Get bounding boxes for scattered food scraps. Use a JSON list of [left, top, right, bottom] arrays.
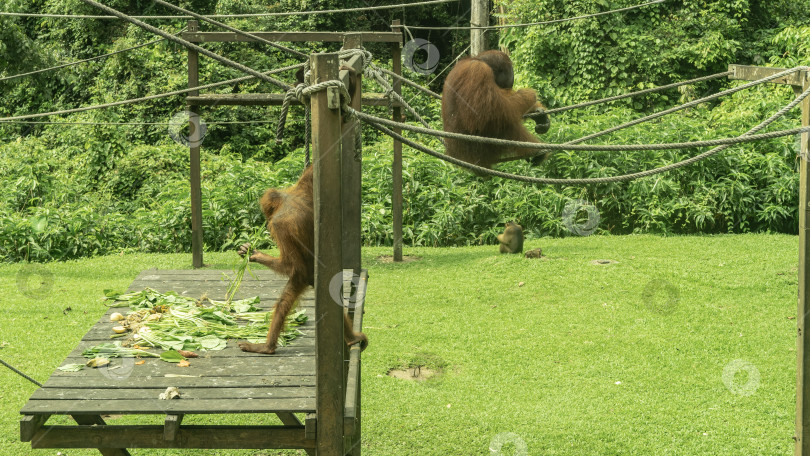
[[159, 386, 181, 400]]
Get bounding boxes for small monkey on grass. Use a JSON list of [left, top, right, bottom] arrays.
[[497, 221, 524, 254]]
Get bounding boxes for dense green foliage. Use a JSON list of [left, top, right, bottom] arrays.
[[503, 0, 810, 108], [0, 1, 809, 261], [0, 82, 800, 261]]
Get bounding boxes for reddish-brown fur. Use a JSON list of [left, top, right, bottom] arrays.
[[238, 166, 368, 354], [442, 50, 548, 171]]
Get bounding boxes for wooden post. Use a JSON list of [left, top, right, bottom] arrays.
[[471, 0, 488, 56], [391, 20, 404, 262], [311, 52, 345, 456], [340, 34, 363, 456], [797, 71, 810, 456], [187, 20, 204, 269], [341, 34, 363, 274]]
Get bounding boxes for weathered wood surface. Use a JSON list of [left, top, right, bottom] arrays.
[[20, 269, 318, 418], [182, 31, 401, 43], [30, 425, 314, 450], [391, 20, 404, 263], [311, 52, 347, 456], [728, 64, 807, 87], [344, 270, 368, 437], [187, 93, 400, 107], [796, 73, 810, 456], [187, 20, 204, 269]]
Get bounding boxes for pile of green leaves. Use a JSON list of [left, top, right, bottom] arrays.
[[102, 288, 307, 352]]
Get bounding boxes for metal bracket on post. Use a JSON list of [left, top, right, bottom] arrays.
[[327, 87, 340, 110]]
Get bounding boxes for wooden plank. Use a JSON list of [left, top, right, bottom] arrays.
[[164, 414, 183, 441], [21, 398, 314, 415], [797, 73, 810, 456], [276, 413, 316, 456], [30, 387, 315, 401], [341, 34, 363, 274], [67, 338, 315, 354], [344, 270, 367, 436], [53, 354, 314, 378], [341, 35, 364, 452], [129, 268, 291, 281], [181, 31, 401, 43], [31, 425, 313, 450], [391, 20, 404, 262], [185, 93, 400, 107], [305, 413, 317, 440], [20, 414, 49, 442], [729, 64, 806, 86], [44, 375, 315, 389], [311, 52, 346, 456], [187, 20, 204, 269]]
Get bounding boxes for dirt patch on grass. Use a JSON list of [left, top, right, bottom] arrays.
[[590, 259, 618, 265], [376, 255, 422, 263], [387, 366, 441, 381], [387, 352, 446, 381]]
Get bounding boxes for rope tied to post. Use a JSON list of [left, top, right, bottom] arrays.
[[277, 49, 371, 163]]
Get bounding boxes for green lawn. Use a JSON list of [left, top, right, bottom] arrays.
[[0, 234, 799, 455]]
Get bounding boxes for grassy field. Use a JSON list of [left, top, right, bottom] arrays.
[[0, 234, 799, 455]]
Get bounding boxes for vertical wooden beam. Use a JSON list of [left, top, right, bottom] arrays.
[[341, 34, 363, 274], [471, 0, 488, 55], [797, 72, 810, 456], [340, 33, 364, 456], [391, 20, 404, 262], [311, 52, 345, 456], [187, 20, 204, 269]]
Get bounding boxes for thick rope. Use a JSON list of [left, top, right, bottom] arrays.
[[379, 67, 442, 100], [277, 49, 370, 150], [563, 67, 806, 145], [304, 105, 311, 166], [361, 83, 810, 185], [78, 0, 291, 91], [349, 109, 810, 152], [276, 89, 298, 143], [542, 71, 734, 115], [0, 0, 454, 19], [152, 0, 307, 59], [0, 62, 305, 122], [0, 358, 43, 387], [366, 65, 431, 128]]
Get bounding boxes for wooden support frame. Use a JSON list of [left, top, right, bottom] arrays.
[[797, 68, 810, 456], [22, 33, 373, 456], [311, 52, 347, 456], [187, 20, 203, 269], [29, 425, 313, 449], [470, 0, 488, 55], [727, 64, 810, 456], [184, 24, 404, 271], [391, 20, 404, 262]]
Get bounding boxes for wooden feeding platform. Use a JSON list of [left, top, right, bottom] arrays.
[[19, 268, 367, 453]]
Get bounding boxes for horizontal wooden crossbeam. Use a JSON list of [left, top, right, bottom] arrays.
[[187, 93, 400, 107], [182, 31, 401, 43], [728, 64, 808, 87], [30, 424, 314, 449]]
